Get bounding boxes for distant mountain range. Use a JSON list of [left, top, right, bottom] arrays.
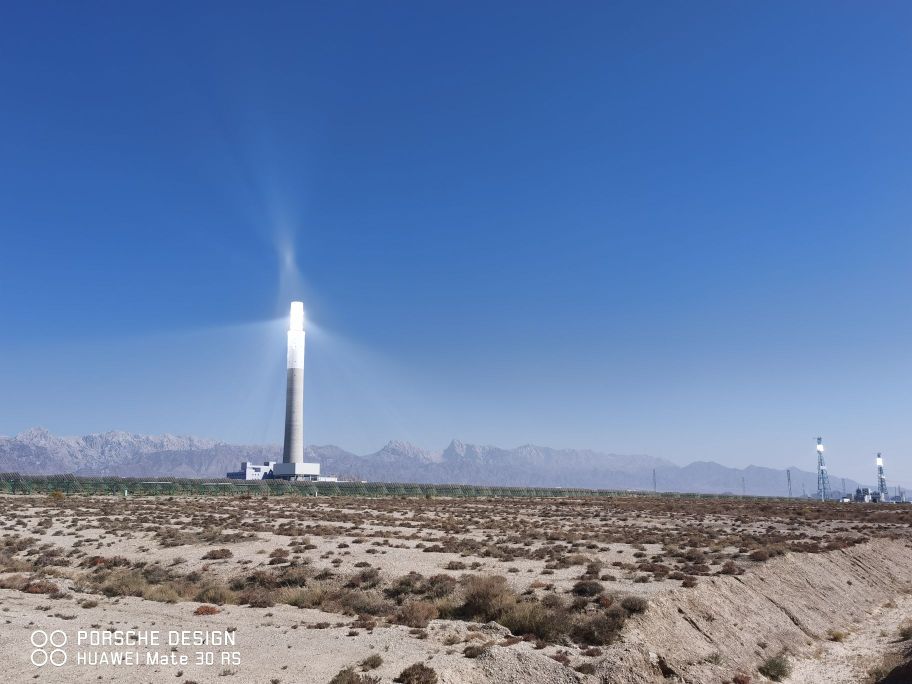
[[0, 427, 870, 497]]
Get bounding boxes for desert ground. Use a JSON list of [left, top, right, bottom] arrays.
[[1, 493, 911, 684]]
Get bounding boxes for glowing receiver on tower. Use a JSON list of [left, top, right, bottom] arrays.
[[273, 301, 319, 480]]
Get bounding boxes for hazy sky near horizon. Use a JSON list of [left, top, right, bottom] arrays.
[[1, 2, 911, 486]]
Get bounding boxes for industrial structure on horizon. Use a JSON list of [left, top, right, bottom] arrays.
[[815, 437, 830, 502], [809, 441, 906, 504], [228, 301, 336, 482]]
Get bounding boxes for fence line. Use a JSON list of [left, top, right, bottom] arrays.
[[0, 473, 791, 501]]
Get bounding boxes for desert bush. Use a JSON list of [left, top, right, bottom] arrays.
[[758, 655, 791, 682], [329, 667, 380, 684], [621, 596, 648, 614], [81, 555, 131, 569], [732, 674, 751, 684], [827, 629, 847, 642], [395, 600, 438, 628], [899, 622, 912, 641], [551, 652, 571, 665], [394, 663, 437, 684], [463, 644, 488, 658], [422, 574, 457, 598], [231, 568, 310, 591], [100, 571, 148, 597], [144, 585, 181, 603], [195, 583, 234, 605], [572, 580, 604, 597], [385, 572, 425, 601], [500, 600, 571, 642], [322, 589, 395, 617], [749, 548, 769, 562], [202, 548, 233, 560], [346, 568, 381, 589], [194, 604, 221, 616], [24, 579, 60, 594], [284, 585, 326, 609], [458, 575, 515, 622], [141, 564, 174, 585], [360, 654, 382, 670], [584, 561, 603, 577], [719, 560, 741, 575], [575, 662, 596, 675], [571, 608, 627, 646], [239, 587, 274, 608]]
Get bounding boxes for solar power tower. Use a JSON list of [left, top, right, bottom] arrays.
[[876, 453, 888, 501]]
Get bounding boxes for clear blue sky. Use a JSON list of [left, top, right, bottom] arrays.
[[1, 2, 910, 486]]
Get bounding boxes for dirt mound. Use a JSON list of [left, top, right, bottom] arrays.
[[597, 538, 912, 683]]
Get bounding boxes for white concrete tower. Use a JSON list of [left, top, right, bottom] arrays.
[[876, 453, 888, 501], [274, 301, 318, 479]]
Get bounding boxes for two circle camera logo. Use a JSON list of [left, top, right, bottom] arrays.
[[31, 630, 67, 667]]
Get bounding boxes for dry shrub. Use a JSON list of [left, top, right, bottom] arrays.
[[0, 574, 29, 591], [423, 574, 457, 598], [231, 567, 311, 591], [500, 600, 571, 642], [463, 644, 488, 658], [239, 587, 274, 608], [385, 572, 425, 602], [195, 582, 234, 605], [620, 596, 648, 614], [100, 570, 148, 597], [394, 663, 437, 684], [719, 560, 741, 575], [144, 585, 181, 603], [749, 548, 770, 562], [395, 600, 438, 628], [571, 607, 627, 646], [285, 585, 327, 609], [25, 579, 60, 594], [194, 604, 221, 616], [329, 668, 380, 684], [360, 654, 382, 670], [758, 655, 791, 682], [80, 555, 131, 569], [346, 568, 381, 589], [202, 548, 233, 560], [572, 580, 604, 597], [330, 589, 394, 616], [899, 622, 912, 641], [459, 575, 514, 622]]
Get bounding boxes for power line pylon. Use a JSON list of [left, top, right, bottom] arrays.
[[816, 437, 830, 502]]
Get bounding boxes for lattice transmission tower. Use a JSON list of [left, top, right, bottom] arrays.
[[816, 437, 830, 502]]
